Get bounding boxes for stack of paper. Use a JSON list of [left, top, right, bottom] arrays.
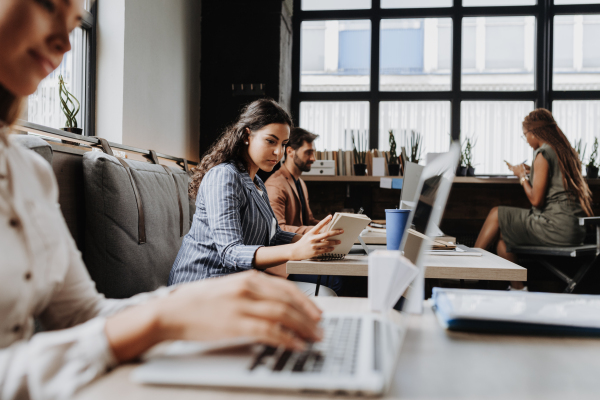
[[368, 250, 419, 312]]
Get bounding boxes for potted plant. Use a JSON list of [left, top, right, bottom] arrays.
[[352, 130, 368, 176], [463, 137, 476, 176], [587, 138, 599, 179], [407, 130, 423, 164], [59, 75, 82, 134], [385, 130, 400, 176]]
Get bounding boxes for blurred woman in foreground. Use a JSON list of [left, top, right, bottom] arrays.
[[0, 1, 321, 398]]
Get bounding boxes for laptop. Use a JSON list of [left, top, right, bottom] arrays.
[[400, 142, 461, 313]]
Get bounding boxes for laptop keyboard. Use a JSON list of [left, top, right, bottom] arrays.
[[249, 317, 362, 375]]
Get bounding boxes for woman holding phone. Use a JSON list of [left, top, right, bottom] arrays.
[[475, 109, 593, 289], [168, 99, 343, 295], [0, 1, 323, 398]]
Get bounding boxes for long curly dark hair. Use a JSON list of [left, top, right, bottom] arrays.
[[523, 108, 593, 217], [189, 99, 293, 199]]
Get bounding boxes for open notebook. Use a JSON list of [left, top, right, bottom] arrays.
[[315, 212, 371, 260]]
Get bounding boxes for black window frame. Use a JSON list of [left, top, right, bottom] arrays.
[[291, 0, 600, 147]]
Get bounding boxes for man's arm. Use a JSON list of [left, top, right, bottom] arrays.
[[302, 180, 321, 226], [265, 180, 314, 234]]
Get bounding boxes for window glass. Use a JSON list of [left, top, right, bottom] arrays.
[[301, 20, 371, 92], [300, 102, 370, 150], [462, 17, 535, 91], [380, 18, 452, 91], [461, 101, 534, 175], [302, 0, 371, 10], [553, 15, 600, 90], [381, 0, 452, 8], [555, 0, 600, 4], [28, 28, 87, 131], [379, 101, 451, 153], [463, 0, 535, 5], [552, 101, 600, 165]]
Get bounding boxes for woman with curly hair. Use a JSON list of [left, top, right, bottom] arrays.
[[168, 99, 343, 295], [475, 108, 593, 289]]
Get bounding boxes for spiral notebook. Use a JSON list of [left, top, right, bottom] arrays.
[[314, 212, 371, 260]]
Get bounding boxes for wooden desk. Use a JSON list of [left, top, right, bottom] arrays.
[[287, 249, 527, 282], [75, 297, 600, 400]]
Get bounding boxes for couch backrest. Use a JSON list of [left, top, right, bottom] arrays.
[[83, 152, 191, 298]]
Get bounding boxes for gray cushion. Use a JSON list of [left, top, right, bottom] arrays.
[[83, 152, 191, 298], [12, 134, 53, 165]]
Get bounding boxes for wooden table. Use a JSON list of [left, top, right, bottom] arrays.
[[75, 297, 600, 400], [287, 249, 527, 282]]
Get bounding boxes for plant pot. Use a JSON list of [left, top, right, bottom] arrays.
[[388, 163, 400, 176], [353, 163, 367, 176], [587, 166, 599, 179], [457, 166, 467, 176], [61, 127, 83, 135], [466, 167, 475, 176]]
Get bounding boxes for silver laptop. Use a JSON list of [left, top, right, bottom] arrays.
[[400, 142, 461, 313], [132, 312, 404, 396]]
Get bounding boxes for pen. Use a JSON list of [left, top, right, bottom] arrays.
[[357, 207, 364, 215]]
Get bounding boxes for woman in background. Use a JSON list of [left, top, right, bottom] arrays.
[[0, 1, 322, 398], [475, 108, 593, 289], [168, 99, 343, 296]]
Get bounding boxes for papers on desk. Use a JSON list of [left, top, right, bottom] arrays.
[[426, 244, 483, 257], [368, 250, 419, 312], [433, 288, 600, 336]]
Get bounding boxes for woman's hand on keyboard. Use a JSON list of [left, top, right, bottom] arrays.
[[105, 270, 323, 362]]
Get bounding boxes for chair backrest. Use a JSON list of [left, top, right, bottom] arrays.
[[83, 152, 191, 298], [11, 134, 53, 164]]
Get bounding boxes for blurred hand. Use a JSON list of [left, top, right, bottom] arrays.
[[157, 271, 323, 351], [510, 164, 528, 178], [291, 215, 343, 260]]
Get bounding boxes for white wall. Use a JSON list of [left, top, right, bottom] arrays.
[[96, 0, 201, 161]]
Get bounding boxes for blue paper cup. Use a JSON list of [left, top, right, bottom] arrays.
[[385, 209, 411, 250]]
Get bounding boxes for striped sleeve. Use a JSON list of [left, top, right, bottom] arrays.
[[203, 167, 262, 270]]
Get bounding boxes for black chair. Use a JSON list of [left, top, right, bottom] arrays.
[[506, 217, 600, 293]]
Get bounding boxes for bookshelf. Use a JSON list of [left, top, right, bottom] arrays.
[[302, 175, 386, 182]]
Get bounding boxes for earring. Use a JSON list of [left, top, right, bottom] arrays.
[[245, 142, 248, 145]]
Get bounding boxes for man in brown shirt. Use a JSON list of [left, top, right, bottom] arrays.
[[265, 127, 321, 234]]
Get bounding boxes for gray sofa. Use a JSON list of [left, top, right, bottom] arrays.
[[13, 134, 192, 299]]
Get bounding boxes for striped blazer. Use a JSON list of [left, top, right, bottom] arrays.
[[168, 162, 296, 284]]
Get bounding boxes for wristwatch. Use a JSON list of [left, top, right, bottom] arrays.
[[519, 175, 528, 185]]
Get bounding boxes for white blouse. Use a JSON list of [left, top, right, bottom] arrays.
[[0, 133, 170, 400]]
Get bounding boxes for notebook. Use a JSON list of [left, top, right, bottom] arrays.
[[433, 288, 600, 336], [315, 213, 371, 260]]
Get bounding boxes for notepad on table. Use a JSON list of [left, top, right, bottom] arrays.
[[315, 212, 371, 260]]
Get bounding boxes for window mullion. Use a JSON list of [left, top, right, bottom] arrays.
[[370, 0, 381, 150], [451, 1, 462, 142]]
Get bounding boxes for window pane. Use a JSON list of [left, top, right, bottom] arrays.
[[380, 19, 451, 91], [28, 28, 86, 131], [552, 101, 600, 163], [461, 101, 534, 175], [302, 0, 371, 10], [462, 17, 535, 91], [381, 0, 452, 8], [301, 20, 371, 92], [379, 102, 451, 154], [300, 102, 370, 150], [553, 15, 600, 90], [555, 0, 600, 4], [463, 0, 535, 5]]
